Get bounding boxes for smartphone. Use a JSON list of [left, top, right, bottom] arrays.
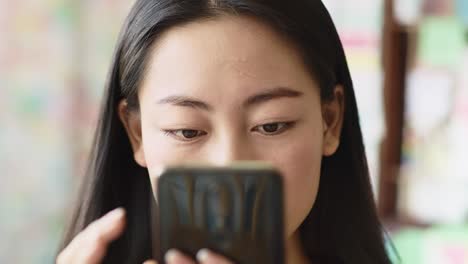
[[153, 163, 285, 264]]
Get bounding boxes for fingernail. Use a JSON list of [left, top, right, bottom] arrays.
[[107, 207, 125, 220], [165, 249, 179, 263], [196, 248, 210, 262]]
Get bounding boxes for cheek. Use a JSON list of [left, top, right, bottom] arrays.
[[139, 122, 190, 194], [142, 136, 170, 196], [271, 130, 323, 237]]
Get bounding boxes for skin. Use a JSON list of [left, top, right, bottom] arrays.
[[57, 15, 344, 264]]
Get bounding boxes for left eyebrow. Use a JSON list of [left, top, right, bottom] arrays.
[[243, 87, 303, 108]]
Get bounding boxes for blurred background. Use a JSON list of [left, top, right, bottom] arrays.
[[0, 0, 467, 263]]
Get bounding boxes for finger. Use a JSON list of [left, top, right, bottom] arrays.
[[83, 207, 126, 242], [165, 249, 196, 264], [196, 249, 234, 264], [143, 260, 158, 264], [68, 208, 126, 264]]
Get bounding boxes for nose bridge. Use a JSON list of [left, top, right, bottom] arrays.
[[209, 130, 254, 166]]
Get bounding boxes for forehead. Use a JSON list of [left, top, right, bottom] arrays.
[[140, 15, 317, 100]]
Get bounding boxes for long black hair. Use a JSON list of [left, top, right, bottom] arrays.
[[59, 0, 393, 263]]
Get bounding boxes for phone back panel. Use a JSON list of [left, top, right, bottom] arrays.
[[157, 166, 284, 264]]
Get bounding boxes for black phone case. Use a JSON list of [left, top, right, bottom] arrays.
[[156, 166, 284, 264]]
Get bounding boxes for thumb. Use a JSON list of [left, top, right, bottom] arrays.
[[143, 260, 158, 264]]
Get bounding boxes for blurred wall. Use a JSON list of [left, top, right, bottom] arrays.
[[0, 0, 133, 262]]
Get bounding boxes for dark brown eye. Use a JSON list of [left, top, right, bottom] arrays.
[[262, 123, 279, 133], [181, 130, 199, 138], [163, 129, 207, 141], [253, 122, 294, 136]]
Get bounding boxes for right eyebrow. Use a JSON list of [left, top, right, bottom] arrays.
[[156, 95, 213, 112], [156, 86, 303, 112]]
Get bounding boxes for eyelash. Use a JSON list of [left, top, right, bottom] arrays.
[[162, 129, 207, 142], [251, 121, 295, 135], [162, 121, 296, 142]]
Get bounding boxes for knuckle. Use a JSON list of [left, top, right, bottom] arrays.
[[88, 231, 105, 247], [80, 241, 105, 262]]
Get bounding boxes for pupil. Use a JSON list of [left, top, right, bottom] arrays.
[[182, 130, 198, 138], [263, 124, 278, 133]]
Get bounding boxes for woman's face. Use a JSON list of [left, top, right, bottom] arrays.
[[119, 15, 343, 238]]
